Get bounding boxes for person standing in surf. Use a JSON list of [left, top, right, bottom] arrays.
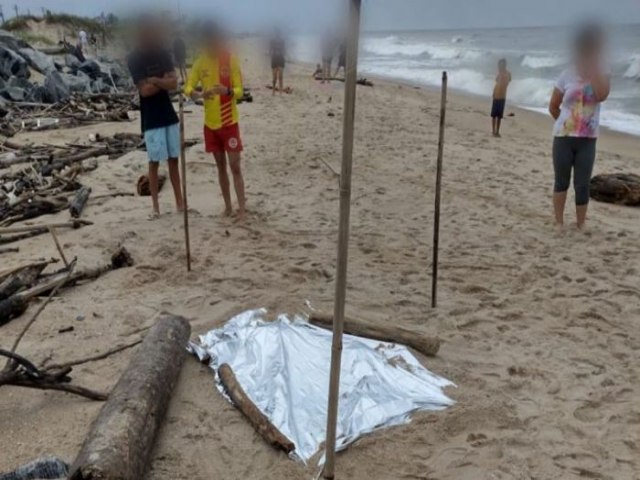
[[548, 24, 610, 230], [185, 22, 247, 220], [491, 58, 511, 137]]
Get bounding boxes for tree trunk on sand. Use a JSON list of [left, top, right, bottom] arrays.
[[218, 363, 295, 454], [590, 173, 640, 206], [309, 313, 441, 357], [69, 314, 191, 480]]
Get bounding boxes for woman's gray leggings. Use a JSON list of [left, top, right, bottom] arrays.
[[552, 137, 597, 206]]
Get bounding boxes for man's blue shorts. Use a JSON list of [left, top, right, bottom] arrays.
[[144, 123, 180, 163]]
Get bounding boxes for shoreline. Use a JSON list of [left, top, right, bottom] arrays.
[[289, 56, 640, 149]]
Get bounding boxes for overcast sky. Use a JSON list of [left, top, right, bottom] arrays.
[[5, 0, 640, 31]]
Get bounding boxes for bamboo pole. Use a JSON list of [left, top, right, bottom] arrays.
[[323, 1, 362, 478], [178, 93, 192, 272], [431, 72, 448, 309]]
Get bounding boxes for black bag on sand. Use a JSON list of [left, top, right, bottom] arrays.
[[0, 456, 69, 480]]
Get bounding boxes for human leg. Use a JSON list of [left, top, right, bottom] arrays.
[[552, 137, 575, 227], [573, 139, 597, 229]]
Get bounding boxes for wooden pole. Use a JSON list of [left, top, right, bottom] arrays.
[[178, 93, 192, 271], [431, 72, 448, 309], [323, 1, 362, 478]]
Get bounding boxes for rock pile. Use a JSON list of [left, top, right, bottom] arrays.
[[0, 29, 133, 105]]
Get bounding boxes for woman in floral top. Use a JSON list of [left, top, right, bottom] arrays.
[[549, 25, 610, 230]]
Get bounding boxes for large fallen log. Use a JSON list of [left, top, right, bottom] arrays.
[[309, 313, 441, 357], [218, 363, 295, 454], [590, 173, 640, 206], [69, 314, 191, 480]]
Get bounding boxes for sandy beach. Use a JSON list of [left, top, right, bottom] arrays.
[[1, 38, 639, 480]]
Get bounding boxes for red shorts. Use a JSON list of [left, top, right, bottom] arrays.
[[204, 124, 243, 154]]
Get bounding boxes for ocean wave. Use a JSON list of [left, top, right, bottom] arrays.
[[521, 55, 565, 69], [364, 36, 482, 61], [623, 55, 640, 79]]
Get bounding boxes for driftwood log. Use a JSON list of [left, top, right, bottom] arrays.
[[309, 313, 441, 357], [70, 186, 92, 218], [590, 173, 640, 206], [218, 363, 295, 454], [69, 314, 191, 480]]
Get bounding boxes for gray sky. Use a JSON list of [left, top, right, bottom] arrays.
[[5, 0, 640, 30]]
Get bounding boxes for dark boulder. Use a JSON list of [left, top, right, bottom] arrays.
[[0, 46, 30, 80], [18, 47, 56, 74], [44, 70, 71, 103], [0, 86, 26, 102]]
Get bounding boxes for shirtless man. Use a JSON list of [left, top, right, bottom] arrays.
[[491, 59, 512, 137]]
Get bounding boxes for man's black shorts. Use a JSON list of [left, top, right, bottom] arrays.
[[491, 98, 506, 119]]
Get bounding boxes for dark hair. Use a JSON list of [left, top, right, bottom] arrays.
[[201, 20, 223, 43], [575, 23, 604, 56], [498, 58, 507, 67]]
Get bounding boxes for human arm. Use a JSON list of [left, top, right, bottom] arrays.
[[127, 54, 161, 98], [183, 58, 201, 99], [549, 88, 563, 120], [147, 71, 178, 92], [591, 70, 610, 102], [229, 55, 244, 98]]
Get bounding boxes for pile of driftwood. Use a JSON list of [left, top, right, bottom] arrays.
[[0, 245, 133, 326], [0, 93, 137, 138], [0, 133, 145, 237]]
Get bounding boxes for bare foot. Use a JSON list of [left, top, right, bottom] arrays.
[[554, 223, 564, 235], [223, 206, 233, 217], [235, 209, 247, 222], [148, 211, 160, 221]]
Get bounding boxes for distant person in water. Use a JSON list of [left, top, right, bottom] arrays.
[[549, 24, 610, 231], [173, 34, 188, 83], [127, 15, 184, 219], [270, 28, 286, 95], [185, 22, 246, 220], [334, 41, 346, 78], [491, 58, 511, 137]]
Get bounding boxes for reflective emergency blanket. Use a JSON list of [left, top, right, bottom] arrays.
[[189, 309, 454, 463]]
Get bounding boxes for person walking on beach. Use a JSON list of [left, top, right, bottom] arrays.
[[185, 22, 246, 220], [491, 58, 511, 137], [548, 25, 610, 230], [173, 33, 188, 84], [127, 15, 184, 219], [270, 28, 286, 95]]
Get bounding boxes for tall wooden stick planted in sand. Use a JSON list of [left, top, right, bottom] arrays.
[[323, 0, 362, 478], [431, 72, 448, 309], [179, 93, 192, 271]]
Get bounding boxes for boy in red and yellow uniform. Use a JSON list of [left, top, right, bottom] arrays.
[[184, 23, 246, 219]]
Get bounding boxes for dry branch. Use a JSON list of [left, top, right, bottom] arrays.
[[219, 363, 295, 454], [309, 312, 441, 357]]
